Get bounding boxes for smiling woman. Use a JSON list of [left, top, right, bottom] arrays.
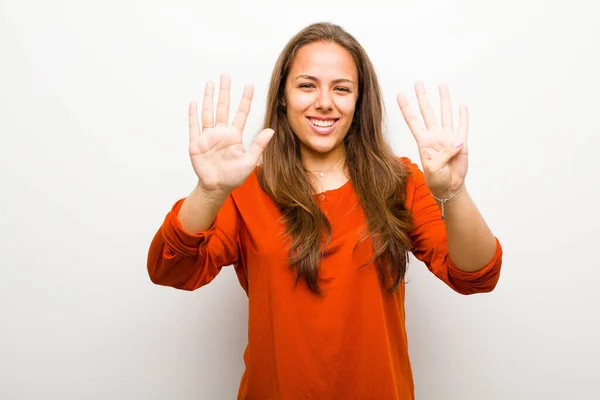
[[282, 42, 358, 163], [147, 21, 503, 400]]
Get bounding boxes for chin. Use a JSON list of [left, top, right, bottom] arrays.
[[303, 138, 343, 155]]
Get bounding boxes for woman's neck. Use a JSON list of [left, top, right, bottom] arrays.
[[301, 146, 347, 173], [301, 146, 349, 193]]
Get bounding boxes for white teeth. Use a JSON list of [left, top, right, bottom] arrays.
[[309, 118, 335, 127]]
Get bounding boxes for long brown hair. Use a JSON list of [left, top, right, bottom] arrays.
[[259, 22, 415, 294]]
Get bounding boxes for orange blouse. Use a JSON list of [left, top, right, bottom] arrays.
[[147, 157, 503, 400]]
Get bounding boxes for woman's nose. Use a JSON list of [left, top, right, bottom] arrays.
[[315, 90, 333, 110]]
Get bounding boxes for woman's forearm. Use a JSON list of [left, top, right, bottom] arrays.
[[441, 187, 498, 272], [177, 183, 230, 234]]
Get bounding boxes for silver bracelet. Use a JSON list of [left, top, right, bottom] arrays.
[[431, 184, 465, 220]]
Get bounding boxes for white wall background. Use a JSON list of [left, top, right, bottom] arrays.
[[1, 0, 599, 399]]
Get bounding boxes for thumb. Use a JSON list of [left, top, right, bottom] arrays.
[[433, 140, 463, 170], [247, 128, 275, 165]]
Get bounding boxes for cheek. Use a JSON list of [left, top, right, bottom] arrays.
[[287, 92, 315, 115], [335, 97, 358, 118]]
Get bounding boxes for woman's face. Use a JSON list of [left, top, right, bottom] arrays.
[[283, 41, 359, 160]]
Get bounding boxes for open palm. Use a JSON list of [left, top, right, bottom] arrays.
[[397, 81, 469, 198], [189, 74, 274, 192]]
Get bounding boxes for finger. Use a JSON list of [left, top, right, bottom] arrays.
[[232, 83, 254, 132], [247, 128, 275, 165], [189, 101, 200, 141], [439, 83, 454, 130], [415, 81, 438, 130], [397, 92, 426, 142], [215, 73, 231, 127], [457, 104, 469, 143], [201, 81, 215, 130]]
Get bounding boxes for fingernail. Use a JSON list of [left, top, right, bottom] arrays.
[[454, 141, 463, 148]]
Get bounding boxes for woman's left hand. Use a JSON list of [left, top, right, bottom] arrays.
[[397, 81, 469, 198]]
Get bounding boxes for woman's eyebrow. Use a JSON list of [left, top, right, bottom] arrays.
[[295, 75, 355, 85]]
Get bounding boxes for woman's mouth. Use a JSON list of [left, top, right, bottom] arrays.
[[307, 117, 338, 135]]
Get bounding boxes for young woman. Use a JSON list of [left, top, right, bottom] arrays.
[[147, 22, 502, 400]]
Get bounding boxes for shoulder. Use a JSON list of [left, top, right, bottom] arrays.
[[231, 166, 262, 198], [396, 156, 424, 183], [396, 155, 418, 170], [229, 166, 283, 223], [394, 156, 428, 208], [230, 165, 274, 208]]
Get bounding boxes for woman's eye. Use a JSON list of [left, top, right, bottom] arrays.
[[298, 84, 350, 92]]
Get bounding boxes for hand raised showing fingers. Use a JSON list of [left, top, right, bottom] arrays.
[[397, 81, 469, 198], [189, 74, 274, 193]]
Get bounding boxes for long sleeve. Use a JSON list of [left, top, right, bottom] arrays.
[[147, 193, 242, 291], [403, 158, 503, 295]]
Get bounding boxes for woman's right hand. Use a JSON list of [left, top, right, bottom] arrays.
[[188, 73, 274, 194]]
